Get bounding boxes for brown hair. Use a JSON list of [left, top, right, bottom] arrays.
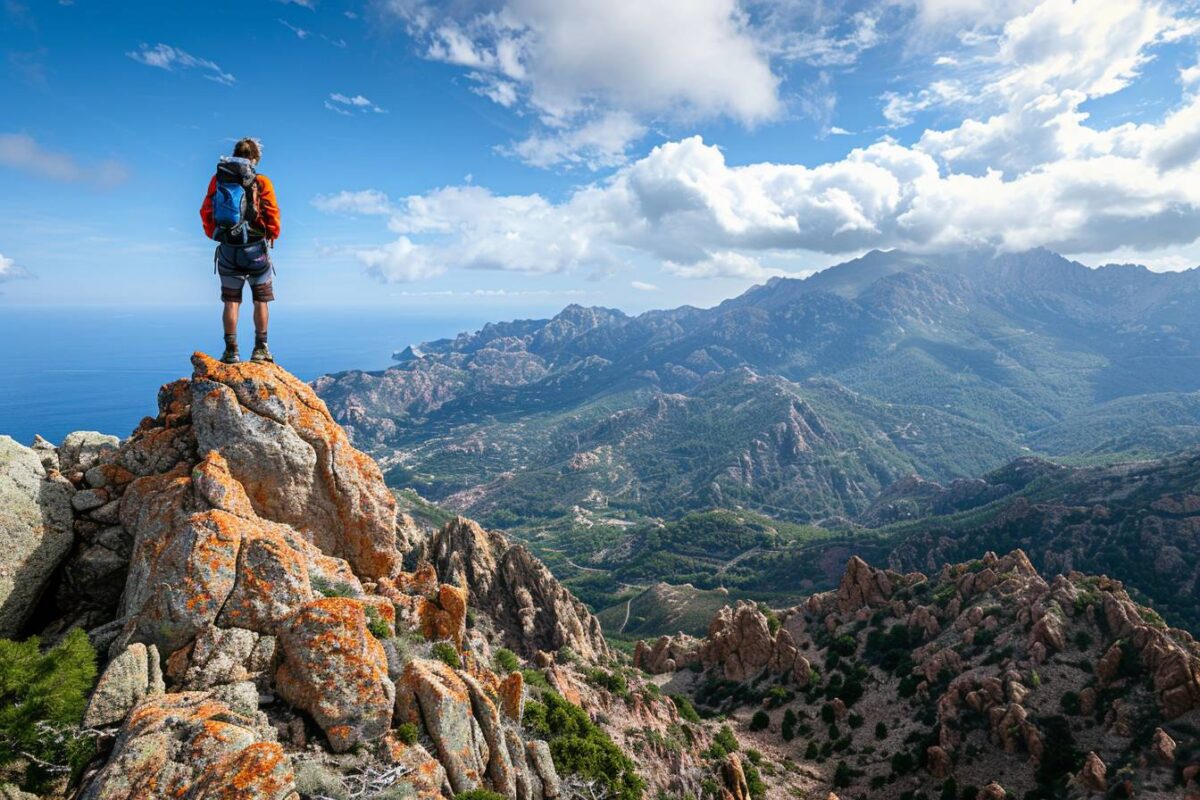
[[233, 138, 262, 163]]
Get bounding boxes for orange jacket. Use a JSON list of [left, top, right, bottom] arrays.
[[200, 173, 281, 240]]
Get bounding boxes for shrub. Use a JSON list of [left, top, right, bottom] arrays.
[[671, 694, 702, 724], [820, 703, 836, 724], [523, 668, 551, 690], [832, 635, 857, 657], [0, 629, 98, 792], [704, 726, 739, 759], [1059, 691, 1081, 716], [764, 686, 792, 709], [395, 722, 419, 745], [375, 784, 415, 800], [833, 760, 855, 788], [891, 751, 916, 775], [455, 791, 507, 800], [493, 648, 520, 674], [1073, 630, 1093, 651], [781, 709, 798, 741], [363, 605, 391, 639], [875, 721, 888, 740], [585, 667, 630, 699], [310, 576, 358, 598], [804, 741, 819, 759], [744, 761, 766, 800], [431, 642, 461, 669], [749, 710, 770, 732], [293, 761, 348, 800], [524, 691, 645, 800]]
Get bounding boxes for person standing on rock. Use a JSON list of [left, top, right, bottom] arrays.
[[200, 137, 281, 364]]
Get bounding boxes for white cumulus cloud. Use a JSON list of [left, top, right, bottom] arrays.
[[383, 0, 781, 167]]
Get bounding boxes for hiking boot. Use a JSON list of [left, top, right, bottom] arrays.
[[251, 343, 274, 363], [220, 345, 240, 364]]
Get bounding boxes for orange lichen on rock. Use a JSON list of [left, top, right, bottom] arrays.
[[81, 692, 294, 800], [497, 671, 524, 721], [190, 352, 399, 580], [420, 583, 468, 647], [275, 597, 395, 753]]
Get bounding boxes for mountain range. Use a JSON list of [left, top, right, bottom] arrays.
[[316, 248, 1200, 533]]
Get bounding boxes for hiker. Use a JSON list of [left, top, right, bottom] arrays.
[[200, 137, 281, 364]]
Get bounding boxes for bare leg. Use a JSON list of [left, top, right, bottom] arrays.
[[223, 301, 240, 335], [253, 301, 269, 338]]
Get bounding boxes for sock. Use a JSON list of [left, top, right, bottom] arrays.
[[255, 331, 268, 348], [224, 333, 238, 351]]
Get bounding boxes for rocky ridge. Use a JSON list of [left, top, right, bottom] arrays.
[[0, 355, 720, 800], [638, 551, 1200, 798]]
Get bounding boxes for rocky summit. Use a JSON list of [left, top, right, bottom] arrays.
[[0, 354, 722, 800]]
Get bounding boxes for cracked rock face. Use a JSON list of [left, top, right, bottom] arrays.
[[0, 435, 75, 637], [190, 353, 401, 580], [429, 517, 610, 663], [80, 692, 295, 800]]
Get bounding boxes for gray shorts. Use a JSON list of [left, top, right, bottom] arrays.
[[216, 243, 275, 303]]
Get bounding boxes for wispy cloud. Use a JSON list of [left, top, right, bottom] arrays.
[[312, 189, 393, 215], [126, 43, 236, 85], [0, 133, 128, 187], [276, 0, 316, 8], [326, 92, 387, 114], [278, 19, 310, 39], [631, 280, 658, 291]]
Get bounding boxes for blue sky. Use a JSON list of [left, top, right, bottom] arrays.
[[2, 0, 1200, 316]]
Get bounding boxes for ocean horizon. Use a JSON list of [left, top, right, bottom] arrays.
[[0, 305, 490, 447]]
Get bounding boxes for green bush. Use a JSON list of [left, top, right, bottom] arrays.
[[524, 690, 645, 800], [363, 605, 391, 639], [431, 641, 461, 669], [395, 722, 419, 745], [311, 576, 358, 598], [0, 629, 98, 791], [1059, 691, 1081, 716], [781, 709, 797, 741], [522, 668, 551, 690], [744, 761, 766, 800], [585, 667, 630, 699], [703, 725, 739, 759], [875, 721, 888, 740], [454, 791, 507, 800], [494, 648, 520, 674], [748, 710, 770, 732], [671, 694, 702, 723]]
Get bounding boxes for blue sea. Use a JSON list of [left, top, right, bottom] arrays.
[[0, 306, 488, 446]]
